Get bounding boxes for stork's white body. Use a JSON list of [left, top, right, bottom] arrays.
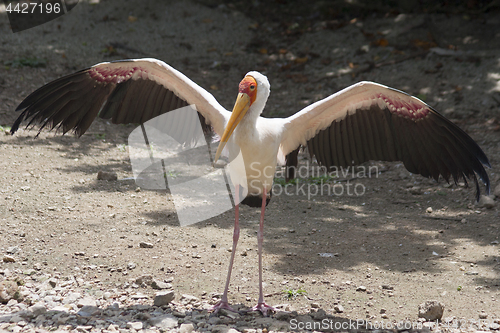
[[229, 116, 285, 197]]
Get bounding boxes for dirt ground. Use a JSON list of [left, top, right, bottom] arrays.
[[1, 0, 500, 326]]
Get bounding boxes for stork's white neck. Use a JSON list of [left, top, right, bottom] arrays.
[[234, 102, 263, 141], [233, 70, 270, 143]]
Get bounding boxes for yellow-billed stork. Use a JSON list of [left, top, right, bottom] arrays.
[[11, 58, 490, 315]]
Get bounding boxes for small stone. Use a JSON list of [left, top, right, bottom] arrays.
[[493, 184, 500, 197], [172, 311, 186, 318], [51, 306, 69, 314], [103, 292, 112, 300], [3, 255, 15, 263], [77, 305, 100, 317], [130, 293, 148, 299], [181, 294, 199, 304], [356, 286, 367, 292], [126, 322, 143, 330], [6, 247, 19, 254], [77, 296, 97, 308], [0, 281, 19, 304], [274, 311, 290, 321], [208, 316, 222, 325], [381, 313, 389, 319], [212, 325, 232, 333], [479, 311, 488, 319], [153, 290, 175, 306], [107, 324, 118, 331], [149, 314, 178, 329], [48, 278, 58, 288], [478, 195, 495, 209], [418, 300, 444, 321], [152, 280, 172, 290], [180, 323, 195, 333], [76, 326, 92, 332], [135, 274, 153, 285], [127, 262, 136, 270], [97, 171, 117, 181], [28, 303, 47, 316], [334, 304, 344, 313], [63, 292, 81, 304], [139, 241, 154, 248], [311, 309, 327, 320], [242, 330, 257, 333], [208, 291, 222, 299], [426, 207, 433, 213], [311, 302, 320, 308], [409, 186, 422, 195], [380, 308, 386, 314], [6, 299, 17, 306]]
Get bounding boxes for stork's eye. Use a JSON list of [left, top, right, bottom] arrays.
[[250, 84, 256, 90]]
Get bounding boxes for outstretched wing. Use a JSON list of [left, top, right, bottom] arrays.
[[11, 58, 231, 137], [280, 81, 490, 199]]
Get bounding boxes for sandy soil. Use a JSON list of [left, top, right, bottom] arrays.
[[1, 0, 500, 326]]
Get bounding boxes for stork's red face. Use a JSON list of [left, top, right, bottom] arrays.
[[214, 75, 258, 163], [238, 76, 258, 105]]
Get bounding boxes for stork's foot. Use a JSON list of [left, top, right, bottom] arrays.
[[210, 301, 237, 314], [251, 302, 277, 316]]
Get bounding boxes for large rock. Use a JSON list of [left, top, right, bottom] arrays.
[[478, 195, 495, 209], [153, 290, 175, 306], [0, 281, 19, 304], [418, 300, 444, 321]]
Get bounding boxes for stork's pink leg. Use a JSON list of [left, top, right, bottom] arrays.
[[251, 188, 277, 316], [210, 185, 240, 313]]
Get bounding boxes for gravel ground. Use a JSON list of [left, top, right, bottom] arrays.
[[1, 272, 499, 333]]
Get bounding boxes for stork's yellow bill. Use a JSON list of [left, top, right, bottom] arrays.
[[214, 75, 257, 163]]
